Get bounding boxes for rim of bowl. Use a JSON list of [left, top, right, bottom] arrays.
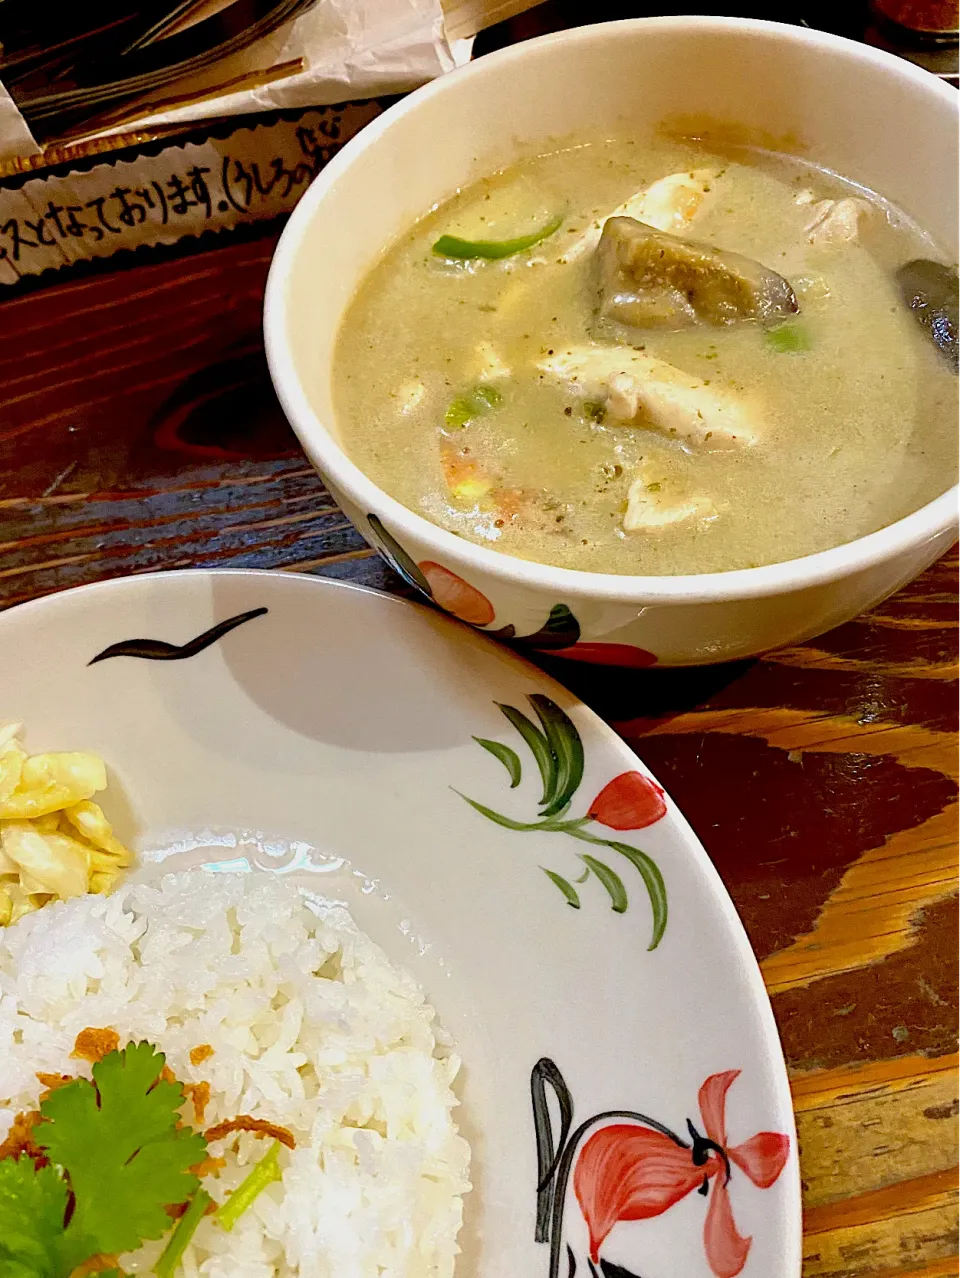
[[265, 15, 959, 607]]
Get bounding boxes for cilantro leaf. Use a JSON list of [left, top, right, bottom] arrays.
[[0, 1261, 42, 1278], [37, 1041, 207, 1258], [0, 1258, 46, 1278], [0, 1158, 89, 1278]]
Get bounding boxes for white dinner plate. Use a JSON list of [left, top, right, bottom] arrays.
[[1, 569, 801, 1278]]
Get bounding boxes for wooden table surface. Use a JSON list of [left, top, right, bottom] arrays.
[[0, 22, 958, 1278]]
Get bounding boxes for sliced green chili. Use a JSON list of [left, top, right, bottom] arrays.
[[216, 1141, 283, 1232], [444, 383, 503, 429], [766, 321, 811, 353], [433, 212, 565, 260]]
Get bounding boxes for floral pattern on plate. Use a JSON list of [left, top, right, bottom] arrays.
[[460, 696, 668, 948], [532, 1059, 790, 1278]]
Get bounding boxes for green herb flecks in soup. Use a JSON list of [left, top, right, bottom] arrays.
[[332, 137, 958, 576]]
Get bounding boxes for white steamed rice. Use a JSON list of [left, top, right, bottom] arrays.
[[0, 871, 470, 1277]]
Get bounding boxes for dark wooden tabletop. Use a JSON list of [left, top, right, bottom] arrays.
[[0, 14, 958, 1276]]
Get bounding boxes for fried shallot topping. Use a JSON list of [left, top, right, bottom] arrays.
[[36, 1072, 73, 1098], [183, 1081, 210, 1124], [204, 1115, 296, 1149], [0, 1109, 47, 1166], [72, 1028, 120, 1063]]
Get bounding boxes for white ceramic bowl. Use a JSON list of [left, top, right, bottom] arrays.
[[265, 17, 959, 668]]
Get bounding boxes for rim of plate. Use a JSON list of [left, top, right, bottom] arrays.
[[264, 14, 959, 607], [2, 567, 802, 1276]]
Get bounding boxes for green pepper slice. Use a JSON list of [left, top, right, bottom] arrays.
[[433, 212, 565, 260]]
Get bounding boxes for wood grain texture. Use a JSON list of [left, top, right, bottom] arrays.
[[0, 12, 957, 1272], [621, 705, 957, 993], [793, 1054, 958, 1209]]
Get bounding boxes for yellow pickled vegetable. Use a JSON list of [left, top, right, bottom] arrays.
[[1, 823, 88, 900], [0, 839, 16, 876], [0, 728, 25, 805], [89, 870, 121, 894], [0, 724, 132, 924], [6, 882, 41, 924], [85, 848, 127, 874], [0, 752, 107, 820], [64, 801, 132, 864]]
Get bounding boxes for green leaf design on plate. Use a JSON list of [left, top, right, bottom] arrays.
[[473, 737, 522, 787], [529, 695, 584, 818], [571, 829, 668, 950], [461, 693, 669, 946], [579, 855, 628, 913], [454, 791, 543, 831], [366, 514, 432, 597], [603, 840, 668, 950], [542, 868, 581, 909], [497, 702, 555, 805]]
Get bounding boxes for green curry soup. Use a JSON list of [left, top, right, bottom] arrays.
[[332, 137, 958, 576]]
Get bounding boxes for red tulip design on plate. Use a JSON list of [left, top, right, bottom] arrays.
[[460, 697, 669, 948], [531, 1060, 791, 1278], [588, 772, 667, 831]]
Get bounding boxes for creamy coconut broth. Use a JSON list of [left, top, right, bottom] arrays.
[[333, 137, 958, 575]]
